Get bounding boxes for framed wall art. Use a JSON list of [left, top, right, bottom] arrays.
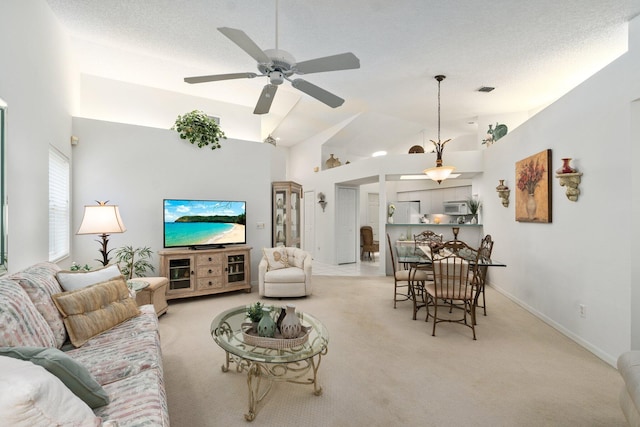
[[515, 149, 552, 223]]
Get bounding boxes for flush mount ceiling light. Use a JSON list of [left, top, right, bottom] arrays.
[[372, 151, 387, 157], [424, 75, 455, 184]]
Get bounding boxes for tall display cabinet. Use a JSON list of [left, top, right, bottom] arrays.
[[272, 181, 302, 247]]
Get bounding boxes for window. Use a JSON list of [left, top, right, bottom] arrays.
[[0, 101, 6, 273], [49, 146, 70, 262]]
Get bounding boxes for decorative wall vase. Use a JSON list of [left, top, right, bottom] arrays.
[[526, 193, 537, 219], [557, 158, 576, 174], [496, 180, 510, 207], [280, 304, 302, 339], [257, 307, 276, 338]]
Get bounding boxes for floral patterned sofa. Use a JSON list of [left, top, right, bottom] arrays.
[[0, 262, 169, 426]]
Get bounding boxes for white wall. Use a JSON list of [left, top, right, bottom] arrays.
[[480, 22, 638, 364], [0, 1, 77, 272], [70, 118, 282, 281], [78, 75, 262, 142]]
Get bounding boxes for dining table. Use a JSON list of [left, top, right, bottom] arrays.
[[396, 242, 506, 322]]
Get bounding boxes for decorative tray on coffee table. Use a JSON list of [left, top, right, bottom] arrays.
[[241, 323, 311, 349]]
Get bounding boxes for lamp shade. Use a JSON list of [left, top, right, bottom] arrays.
[[77, 204, 126, 235], [424, 165, 455, 183]]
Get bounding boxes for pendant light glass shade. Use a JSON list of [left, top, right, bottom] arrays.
[[424, 164, 455, 183]]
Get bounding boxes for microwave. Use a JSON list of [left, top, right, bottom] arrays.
[[443, 202, 469, 215]]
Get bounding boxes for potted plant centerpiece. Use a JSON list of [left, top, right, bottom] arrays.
[[246, 302, 264, 328], [466, 198, 481, 224]]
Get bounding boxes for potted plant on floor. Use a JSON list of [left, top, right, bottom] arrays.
[[114, 246, 155, 280]]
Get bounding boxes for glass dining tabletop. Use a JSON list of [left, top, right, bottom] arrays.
[[397, 244, 506, 267]]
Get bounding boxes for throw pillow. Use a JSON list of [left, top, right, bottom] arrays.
[[0, 346, 109, 409], [56, 264, 122, 292], [0, 355, 102, 426], [52, 277, 141, 347], [263, 247, 289, 271], [286, 248, 306, 269]]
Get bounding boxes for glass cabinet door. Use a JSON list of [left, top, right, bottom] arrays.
[[272, 181, 302, 247]]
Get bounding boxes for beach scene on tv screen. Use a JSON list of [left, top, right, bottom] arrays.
[[164, 200, 246, 247]]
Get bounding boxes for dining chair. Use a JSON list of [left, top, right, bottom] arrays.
[[387, 233, 429, 310], [360, 226, 379, 261], [425, 240, 479, 339], [474, 234, 494, 316], [413, 230, 442, 252]]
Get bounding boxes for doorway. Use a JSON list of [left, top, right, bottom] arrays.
[[336, 186, 357, 264]]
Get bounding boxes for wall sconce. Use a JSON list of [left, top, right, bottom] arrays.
[[495, 180, 510, 207], [318, 192, 327, 212], [555, 158, 582, 201]]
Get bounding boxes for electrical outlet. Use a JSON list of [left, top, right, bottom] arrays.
[[579, 304, 586, 318]]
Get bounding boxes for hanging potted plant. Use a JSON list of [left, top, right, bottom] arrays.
[[172, 110, 227, 150]]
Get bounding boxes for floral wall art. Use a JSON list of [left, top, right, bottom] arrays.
[[515, 149, 552, 223]]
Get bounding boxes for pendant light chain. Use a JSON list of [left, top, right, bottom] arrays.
[[437, 76, 441, 143]]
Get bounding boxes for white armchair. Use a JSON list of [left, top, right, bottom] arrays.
[[258, 247, 312, 297]]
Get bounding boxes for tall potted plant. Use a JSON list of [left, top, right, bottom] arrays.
[[114, 246, 155, 280]]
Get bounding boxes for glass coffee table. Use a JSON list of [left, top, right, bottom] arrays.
[[210, 306, 329, 421]]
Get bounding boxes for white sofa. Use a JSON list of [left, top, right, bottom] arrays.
[[258, 247, 312, 297], [618, 351, 640, 426]]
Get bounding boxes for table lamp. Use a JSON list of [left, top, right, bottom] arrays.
[[77, 201, 126, 266]]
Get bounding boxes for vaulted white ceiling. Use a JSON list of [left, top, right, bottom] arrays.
[[46, 0, 638, 159]]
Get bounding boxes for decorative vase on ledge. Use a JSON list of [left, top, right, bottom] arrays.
[[557, 158, 576, 174], [388, 216, 394, 224]]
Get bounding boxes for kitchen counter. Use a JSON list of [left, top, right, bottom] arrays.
[[385, 223, 484, 275]]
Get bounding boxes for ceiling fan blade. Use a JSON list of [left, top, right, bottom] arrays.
[[218, 27, 272, 64], [184, 72, 258, 84], [291, 79, 345, 108], [254, 84, 278, 115], [294, 52, 360, 75]]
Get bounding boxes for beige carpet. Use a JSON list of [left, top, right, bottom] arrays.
[[158, 276, 625, 426]]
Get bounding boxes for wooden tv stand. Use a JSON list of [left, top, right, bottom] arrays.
[[158, 246, 252, 300]]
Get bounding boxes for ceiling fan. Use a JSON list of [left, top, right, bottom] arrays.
[[184, 3, 360, 114]]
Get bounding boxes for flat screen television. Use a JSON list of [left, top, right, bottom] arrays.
[[163, 199, 246, 249]]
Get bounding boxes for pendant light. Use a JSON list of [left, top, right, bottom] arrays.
[[424, 75, 455, 184]]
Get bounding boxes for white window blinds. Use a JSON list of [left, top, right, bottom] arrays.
[[49, 147, 70, 262]]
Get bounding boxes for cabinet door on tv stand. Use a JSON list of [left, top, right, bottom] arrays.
[[163, 255, 195, 297]]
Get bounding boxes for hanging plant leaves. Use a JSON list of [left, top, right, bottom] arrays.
[[172, 110, 227, 150]]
